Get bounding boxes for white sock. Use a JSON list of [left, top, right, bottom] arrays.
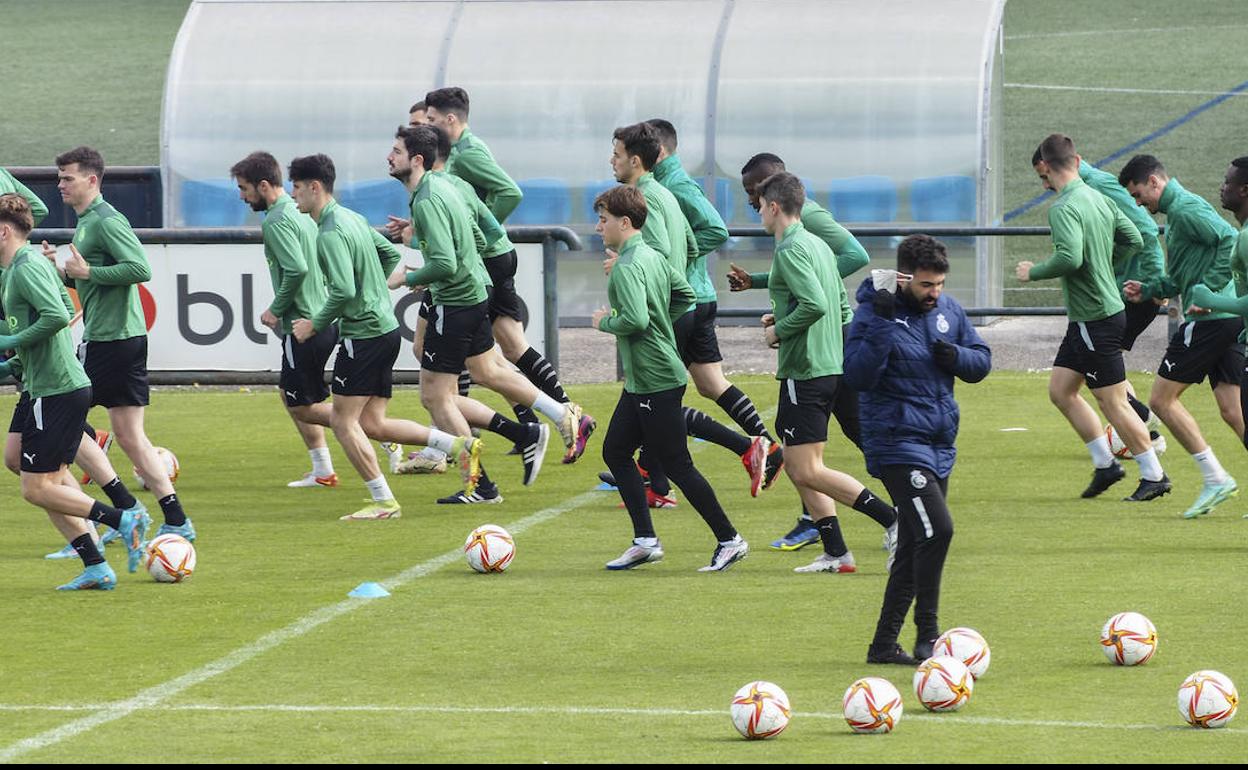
[[1086, 435, 1115, 469], [633, 536, 658, 548], [427, 428, 458, 455], [309, 447, 333, 477], [1192, 448, 1228, 485], [365, 475, 394, 502], [1133, 447, 1164, 482], [531, 392, 568, 423], [419, 445, 447, 461]]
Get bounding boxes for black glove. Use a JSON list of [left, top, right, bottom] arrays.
[[933, 340, 958, 374], [872, 289, 895, 320]]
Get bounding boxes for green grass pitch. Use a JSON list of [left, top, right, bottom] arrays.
[[1, 373, 1246, 761]]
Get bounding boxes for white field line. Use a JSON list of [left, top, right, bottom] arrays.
[[1005, 83, 1248, 98], [0, 490, 602, 763], [1005, 24, 1248, 41], [0, 702, 1242, 734]]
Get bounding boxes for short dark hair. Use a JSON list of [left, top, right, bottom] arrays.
[[395, 125, 439, 171], [756, 172, 805, 216], [1118, 154, 1167, 187], [424, 87, 469, 120], [1038, 134, 1076, 171], [593, 185, 648, 229], [1030, 144, 1043, 167], [230, 151, 282, 188], [288, 154, 336, 193], [409, 100, 426, 113], [612, 122, 661, 171], [896, 234, 949, 275], [645, 119, 678, 154], [55, 146, 104, 178], [1232, 156, 1248, 185], [0, 193, 34, 234], [741, 152, 785, 177]]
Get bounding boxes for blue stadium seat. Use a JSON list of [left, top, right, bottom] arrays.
[[181, 179, 247, 227], [909, 175, 977, 222], [511, 178, 571, 225], [337, 179, 409, 226], [826, 176, 899, 223], [582, 179, 616, 222]]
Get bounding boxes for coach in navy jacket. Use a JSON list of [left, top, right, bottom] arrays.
[[845, 235, 991, 667]]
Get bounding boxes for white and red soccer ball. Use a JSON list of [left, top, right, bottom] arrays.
[[1178, 670, 1239, 729], [934, 627, 991, 679], [730, 680, 791, 739], [145, 533, 195, 583], [463, 524, 515, 573], [842, 676, 904, 734], [914, 655, 974, 712], [1100, 612, 1157, 666]]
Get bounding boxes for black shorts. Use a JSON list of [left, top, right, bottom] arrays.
[[1121, 301, 1162, 351], [775, 375, 839, 446], [331, 329, 400, 398], [81, 336, 149, 407], [280, 326, 337, 407], [422, 301, 494, 374], [1158, 317, 1245, 387], [678, 302, 723, 366], [1052, 312, 1127, 388], [417, 288, 434, 321], [484, 251, 523, 323], [673, 306, 695, 360], [18, 386, 91, 473]]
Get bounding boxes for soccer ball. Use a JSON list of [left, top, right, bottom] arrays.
[[1105, 424, 1132, 459], [934, 627, 991, 678], [145, 534, 196, 583], [913, 655, 974, 712], [1178, 670, 1239, 728], [730, 681, 791, 739], [1100, 611, 1157, 666], [134, 447, 180, 491], [463, 525, 515, 573], [842, 676, 904, 734]]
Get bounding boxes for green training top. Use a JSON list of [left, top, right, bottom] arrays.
[[652, 154, 728, 304], [0, 168, 49, 226], [1139, 177, 1238, 323], [768, 221, 844, 381], [404, 172, 489, 307], [70, 195, 152, 342], [1079, 160, 1164, 287], [309, 199, 401, 339], [446, 128, 523, 224], [440, 170, 511, 264], [637, 172, 697, 315], [262, 193, 325, 335], [1187, 219, 1248, 340], [3, 245, 91, 398], [597, 233, 693, 394], [1027, 177, 1138, 322]]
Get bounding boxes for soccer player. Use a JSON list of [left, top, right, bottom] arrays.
[[1118, 153, 1241, 518], [43, 146, 196, 542], [1014, 135, 1168, 502], [387, 125, 552, 501], [847, 235, 991, 665], [591, 184, 748, 571], [231, 151, 341, 489], [746, 172, 899, 574], [425, 88, 589, 457], [286, 153, 479, 520], [731, 153, 893, 555], [1032, 146, 1168, 452], [0, 192, 150, 588], [408, 101, 426, 127]]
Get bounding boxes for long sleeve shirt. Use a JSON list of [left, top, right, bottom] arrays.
[[1185, 219, 1248, 338], [309, 200, 401, 339], [446, 128, 523, 224], [0, 168, 49, 226], [1079, 160, 1164, 287], [262, 193, 325, 335], [404, 172, 489, 307], [2, 245, 91, 398], [636, 172, 697, 316], [70, 195, 152, 341], [767, 222, 845, 381], [652, 154, 729, 304], [1141, 177, 1238, 323]]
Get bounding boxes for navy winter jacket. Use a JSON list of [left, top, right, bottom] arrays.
[[843, 279, 991, 479]]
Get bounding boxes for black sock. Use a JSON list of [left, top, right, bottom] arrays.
[[457, 370, 473, 397], [488, 412, 530, 445], [158, 494, 187, 527], [71, 533, 106, 567], [512, 404, 539, 425], [853, 488, 897, 528], [683, 407, 753, 455], [87, 500, 123, 529], [1126, 394, 1151, 425], [101, 476, 137, 510], [816, 516, 849, 557], [716, 386, 773, 442], [516, 347, 569, 403]]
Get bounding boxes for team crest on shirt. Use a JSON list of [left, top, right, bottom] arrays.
[[936, 313, 950, 334], [418, 240, 428, 253], [910, 470, 928, 490]]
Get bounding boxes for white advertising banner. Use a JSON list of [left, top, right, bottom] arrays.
[[58, 242, 545, 371]]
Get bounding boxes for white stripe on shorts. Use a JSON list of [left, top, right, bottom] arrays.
[[284, 335, 295, 368], [1183, 322, 1195, 348], [1077, 321, 1095, 352], [33, 397, 44, 431], [913, 496, 934, 539], [786, 378, 797, 405], [435, 306, 445, 336], [343, 338, 355, 359]]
